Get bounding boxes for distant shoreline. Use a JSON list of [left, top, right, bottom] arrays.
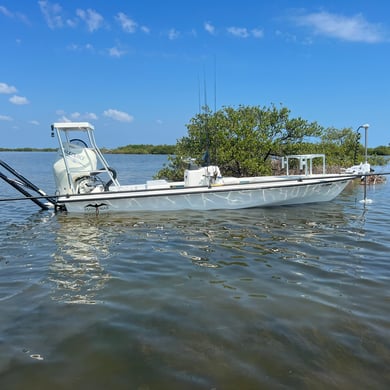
[[1, 145, 389, 157], [0, 148, 57, 152], [0, 145, 176, 155]]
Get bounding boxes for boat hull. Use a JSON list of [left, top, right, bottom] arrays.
[[57, 175, 353, 214]]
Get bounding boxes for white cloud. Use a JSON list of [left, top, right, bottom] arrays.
[[116, 12, 137, 33], [227, 27, 250, 38], [57, 115, 71, 122], [76, 8, 104, 32], [108, 47, 126, 58], [204, 21, 215, 35], [0, 5, 29, 24], [251, 28, 264, 38], [0, 5, 13, 17], [9, 95, 29, 105], [68, 43, 95, 52], [103, 109, 133, 123], [68, 43, 79, 51], [168, 28, 180, 40], [0, 82, 17, 94], [141, 25, 150, 34], [227, 26, 264, 39], [70, 111, 97, 120], [30, 120, 40, 125], [0, 114, 13, 121], [293, 11, 386, 43], [85, 112, 98, 120], [66, 18, 77, 28], [39, 0, 64, 29], [275, 30, 296, 43]]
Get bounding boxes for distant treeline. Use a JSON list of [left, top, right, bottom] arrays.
[[0, 144, 176, 154], [1, 144, 389, 155], [0, 147, 56, 152], [102, 144, 176, 154], [371, 145, 390, 156]]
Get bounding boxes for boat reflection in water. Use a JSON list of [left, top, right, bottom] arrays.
[[49, 215, 111, 304]]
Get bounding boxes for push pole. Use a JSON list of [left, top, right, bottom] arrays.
[[358, 123, 370, 204]]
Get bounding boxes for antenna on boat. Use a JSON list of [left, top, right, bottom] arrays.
[[213, 55, 217, 112], [202, 68, 211, 166], [203, 67, 208, 109], [197, 74, 201, 114]]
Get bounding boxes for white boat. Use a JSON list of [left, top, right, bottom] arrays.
[[51, 122, 358, 214]]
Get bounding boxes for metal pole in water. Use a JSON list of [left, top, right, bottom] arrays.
[[359, 123, 370, 204]]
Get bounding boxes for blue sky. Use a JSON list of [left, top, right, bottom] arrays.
[[1, 0, 389, 148]]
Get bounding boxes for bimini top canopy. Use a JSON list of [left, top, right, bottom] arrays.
[[51, 122, 95, 131]]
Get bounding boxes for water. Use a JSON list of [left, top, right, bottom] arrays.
[[1, 152, 389, 389]]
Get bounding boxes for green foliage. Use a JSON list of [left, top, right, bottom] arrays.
[[155, 104, 323, 179], [155, 105, 390, 180], [0, 145, 176, 154], [369, 145, 390, 155], [106, 144, 175, 154], [0, 147, 56, 152], [318, 127, 360, 167], [2, 109, 388, 181]]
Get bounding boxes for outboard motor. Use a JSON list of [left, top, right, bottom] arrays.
[[53, 142, 98, 195]]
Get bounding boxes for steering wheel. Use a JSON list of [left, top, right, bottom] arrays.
[[69, 138, 88, 147]]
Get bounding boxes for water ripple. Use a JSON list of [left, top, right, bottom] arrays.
[[1, 154, 389, 388]]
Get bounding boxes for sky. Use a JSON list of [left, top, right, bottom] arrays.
[[0, 0, 389, 148]]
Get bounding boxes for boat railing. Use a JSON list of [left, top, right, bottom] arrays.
[[281, 154, 326, 176]]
